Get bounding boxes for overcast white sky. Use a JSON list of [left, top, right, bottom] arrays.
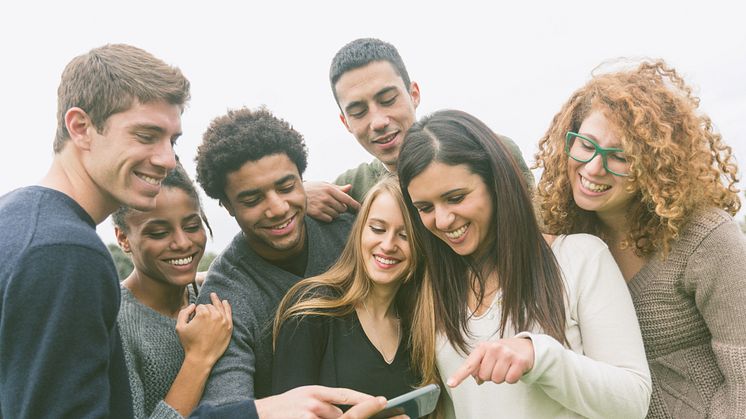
[[2, 0, 744, 253]]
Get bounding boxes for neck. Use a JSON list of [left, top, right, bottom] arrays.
[[123, 270, 188, 318], [40, 151, 117, 224], [596, 209, 630, 244], [361, 283, 400, 320]]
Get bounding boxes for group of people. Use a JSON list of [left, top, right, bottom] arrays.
[[0, 37, 743, 419]]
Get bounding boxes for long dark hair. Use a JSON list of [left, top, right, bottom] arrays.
[[398, 109, 567, 354]]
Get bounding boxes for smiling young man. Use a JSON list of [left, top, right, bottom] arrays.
[[306, 38, 534, 222], [194, 107, 354, 405], [0, 44, 189, 418]]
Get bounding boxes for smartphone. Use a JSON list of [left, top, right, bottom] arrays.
[[370, 384, 440, 419]]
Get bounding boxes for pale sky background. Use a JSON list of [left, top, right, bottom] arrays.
[[1, 0, 744, 254]]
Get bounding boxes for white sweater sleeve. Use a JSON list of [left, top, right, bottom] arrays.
[[519, 235, 652, 419]]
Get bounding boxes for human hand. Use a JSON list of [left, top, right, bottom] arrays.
[[447, 337, 534, 387], [305, 181, 361, 222], [255, 385, 404, 419], [176, 292, 233, 367]]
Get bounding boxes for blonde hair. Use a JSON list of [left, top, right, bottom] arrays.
[[535, 60, 740, 257], [273, 176, 439, 387]]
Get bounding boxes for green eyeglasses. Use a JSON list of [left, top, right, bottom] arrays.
[[565, 131, 629, 176]]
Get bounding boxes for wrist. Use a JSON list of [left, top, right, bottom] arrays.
[[182, 352, 216, 373]]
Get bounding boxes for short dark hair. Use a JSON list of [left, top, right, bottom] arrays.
[[195, 107, 308, 201], [329, 38, 411, 105], [112, 160, 212, 236], [55, 44, 190, 153]]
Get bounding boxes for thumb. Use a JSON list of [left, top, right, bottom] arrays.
[[339, 184, 353, 193]]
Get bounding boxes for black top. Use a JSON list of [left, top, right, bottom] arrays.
[[272, 307, 419, 400]]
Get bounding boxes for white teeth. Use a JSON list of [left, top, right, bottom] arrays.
[[445, 224, 468, 240], [167, 256, 193, 266], [374, 132, 397, 144], [374, 255, 399, 265], [580, 176, 611, 192], [270, 217, 293, 230], [138, 174, 161, 185]]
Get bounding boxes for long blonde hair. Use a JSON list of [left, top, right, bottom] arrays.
[[273, 176, 438, 386], [535, 59, 740, 257]]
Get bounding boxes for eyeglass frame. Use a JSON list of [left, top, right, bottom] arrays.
[[565, 131, 629, 177]]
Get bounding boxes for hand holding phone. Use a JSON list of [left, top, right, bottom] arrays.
[[370, 384, 440, 419]]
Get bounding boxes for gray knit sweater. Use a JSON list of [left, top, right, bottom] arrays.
[[198, 214, 354, 404], [118, 286, 197, 419], [627, 208, 746, 418]]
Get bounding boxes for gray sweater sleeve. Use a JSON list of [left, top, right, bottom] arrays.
[[684, 217, 746, 418], [198, 264, 258, 404]]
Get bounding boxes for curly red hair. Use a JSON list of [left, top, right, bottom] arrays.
[[535, 60, 740, 257]]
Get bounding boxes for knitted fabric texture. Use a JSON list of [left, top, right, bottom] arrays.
[[118, 286, 197, 419], [627, 208, 746, 418]]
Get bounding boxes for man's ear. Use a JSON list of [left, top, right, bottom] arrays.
[[221, 199, 236, 217], [339, 113, 352, 133], [409, 82, 421, 109], [65, 107, 94, 150], [114, 226, 132, 253]]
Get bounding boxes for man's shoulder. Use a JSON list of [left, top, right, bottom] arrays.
[[0, 186, 107, 269], [307, 212, 354, 240], [333, 160, 386, 202], [333, 159, 385, 185]]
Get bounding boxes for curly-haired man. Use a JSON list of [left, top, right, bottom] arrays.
[[194, 107, 354, 406]]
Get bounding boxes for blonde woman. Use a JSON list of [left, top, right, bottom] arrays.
[[272, 176, 426, 402], [535, 60, 746, 418]]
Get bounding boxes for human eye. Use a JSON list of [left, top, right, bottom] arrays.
[[146, 230, 169, 239], [241, 197, 261, 207], [278, 181, 296, 194], [135, 132, 155, 143], [609, 152, 627, 163], [415, 204, 433, 214], [398, 230, 408, 240], [184, 223, 202, 233], [579, 138, 596, 151], [380, 93, 398, 106], [369, 224, 385, 234], [347, 105, 367, 119], [447, 195, 465, 204]]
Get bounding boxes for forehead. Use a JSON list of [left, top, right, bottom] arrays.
[[224, 153, 300, 196], [335, 61, 408, 105], [367, 191, 403, 222], [408, 162, 482, 200], [106, 99, 183, 134], [125, 187, 198, 227], [578, 110, 622, 147]]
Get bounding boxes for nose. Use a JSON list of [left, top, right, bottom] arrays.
[[584, 153, 607, 176], [434, 205, 455, 231], [152, 138, 177, 171], [170, 228, 191, 251], [380, 232, 398, 253], [370, 107, 390, 132], [264, 192, 290, 219]]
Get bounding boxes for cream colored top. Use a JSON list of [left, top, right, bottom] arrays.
[[437, 234, 652, 418]]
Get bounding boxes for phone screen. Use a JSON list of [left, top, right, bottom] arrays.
[[370, 384, 440, 419]]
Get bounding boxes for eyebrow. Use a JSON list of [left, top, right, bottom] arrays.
[[234, 174, 297, 200], [578, 132, 622, 149], [411, 187, 467, 206], [343, 86, 399, 115], [130, 123, 183, 140], [142, 213, 201, 228]]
